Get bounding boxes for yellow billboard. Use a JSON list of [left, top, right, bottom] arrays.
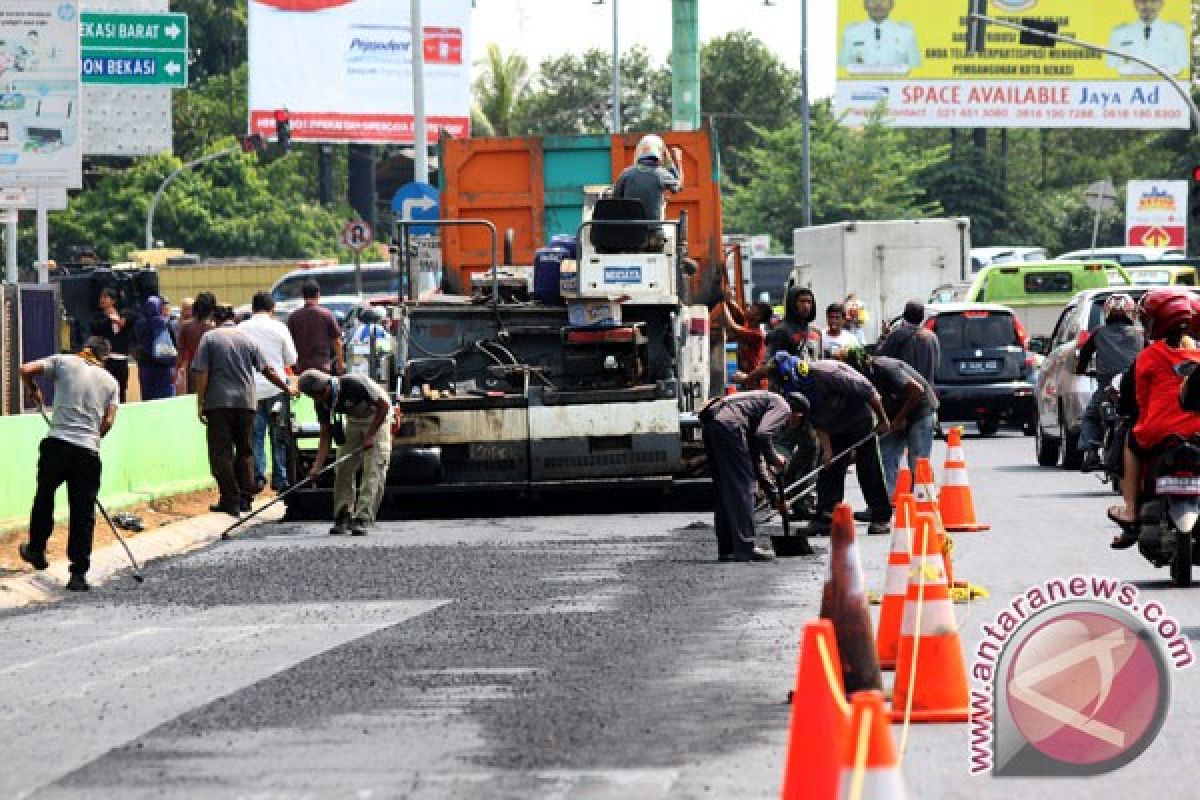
[[835, 0, 1193, 128]]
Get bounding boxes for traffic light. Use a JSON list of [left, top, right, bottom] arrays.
[[273, 108, 292, 153], [965, 0, 987, 55], [238, 133, 264, 155]]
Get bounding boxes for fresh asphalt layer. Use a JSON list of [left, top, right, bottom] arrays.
[[2, 431, 1199, 799]]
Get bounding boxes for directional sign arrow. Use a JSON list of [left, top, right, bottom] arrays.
[[1142, 227, 1172, 248], [401, 195, 437, 220], [165, 22, 182, 39], [164, 60, 181, 76]]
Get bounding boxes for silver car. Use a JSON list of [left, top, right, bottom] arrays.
[[1031, 288, 1148, 469]]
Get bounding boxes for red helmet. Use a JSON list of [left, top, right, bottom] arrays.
[[1189, 294, 1200, 339], [1139, 288, 1193, 340]]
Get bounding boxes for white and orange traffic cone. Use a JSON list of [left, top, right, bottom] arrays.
[[780, 620, 850, 800], [820, 504, 883, 694], [912, 458, 957, 589], [890, 466, 912, 509], [875, 493, 914, 671], [840, 690, 907, 799], [938, 427, 990, 532], [890, 514, 971, 723]]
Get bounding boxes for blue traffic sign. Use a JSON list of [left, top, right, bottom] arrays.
[[391, 181, 440, 236]]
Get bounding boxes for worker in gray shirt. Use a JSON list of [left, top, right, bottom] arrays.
[[877, 300, 940, 385], [1076, 293, 1144, 469], [17, 336, 120, 591], [700, 390, 809, 562], [192, 305, 297, 517], [612, 134, 681, 238]]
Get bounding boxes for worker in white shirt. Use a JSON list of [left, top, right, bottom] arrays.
[[238, 291, 298, 492], [1106, 0, 1188, 76], [840, 0, 920, 74]]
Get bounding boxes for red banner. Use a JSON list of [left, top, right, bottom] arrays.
[[250, 112, 468, 144], [1127, 225, 1186, 248]]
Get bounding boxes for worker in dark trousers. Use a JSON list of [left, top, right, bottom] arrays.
[[700, 390, 809, 562], [17, 336, 120, 591]]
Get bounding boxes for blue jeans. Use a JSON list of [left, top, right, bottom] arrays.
[[1079, 385, 1107, 452], [880, 412, 936, 496], [252, 395, 290, 489]]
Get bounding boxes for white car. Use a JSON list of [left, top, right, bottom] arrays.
[[970, 246, 1048, 272], [1055, 246, 1186, 265]]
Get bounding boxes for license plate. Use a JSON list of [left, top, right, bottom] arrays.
[[960, 360, 998, 373], [1156, 476, 1200, 495]]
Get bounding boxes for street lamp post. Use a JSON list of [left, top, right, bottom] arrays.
[[595, 0, 621, 133], [145, 145, 240, 250], [800, 0, 812, 227]]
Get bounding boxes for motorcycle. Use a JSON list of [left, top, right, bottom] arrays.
[[1135, 434, 1200, 587], [1097, 376, 1127, 494]]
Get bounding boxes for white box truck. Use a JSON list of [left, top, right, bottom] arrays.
[[790, 219, 972, 343]]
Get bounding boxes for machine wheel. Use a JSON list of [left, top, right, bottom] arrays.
[[1035, 418, 1061, 467], [977, 417, 1000, 437], [1060, 410, 1084, 470], [1171, 531, 1193, 587]]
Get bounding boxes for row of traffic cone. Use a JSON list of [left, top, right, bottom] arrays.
[[890, 427, 989, 534]]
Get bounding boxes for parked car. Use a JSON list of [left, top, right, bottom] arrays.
[[970, 246, 1048, 272], [928, 281, 972, 305], [1030, 287, 1154, 469], [1055, 246, 1186, 265], [270, 262, 397, 305], [924, 303, 1036, 436], [1126, 264, 1198, 287]]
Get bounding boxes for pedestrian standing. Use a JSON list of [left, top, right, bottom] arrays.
[[288, 281, 345, 375], [177, 291, 216, 394], [239, 291, 298, 492], [700, 390, 808, 562], [297, 370, 394, 536], [192, 305, 296, 516], [133, 295, 177, 401], [840, 348, 938, 499], [89, 288, 133, 402], [17, 336, 120, 591], [765, 285, 821, 362], [876, 300, 940, 385], [820, 302, 861, 358]]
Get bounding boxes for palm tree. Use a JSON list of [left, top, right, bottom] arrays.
[[473, 43, 530, 137]]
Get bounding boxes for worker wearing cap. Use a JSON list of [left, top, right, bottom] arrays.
[[699, 390, 809, 562], [840, 0, 920, 74], [297, 370, 395, 536]]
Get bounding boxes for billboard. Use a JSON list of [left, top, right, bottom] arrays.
[[247, 0, 470, 145], [834, 0, 1193, 129], [1125, 180, 1187, 249], [0, 1, 83, 189]]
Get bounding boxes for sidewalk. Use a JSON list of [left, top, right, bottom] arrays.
[[0, 500, 285, 610]]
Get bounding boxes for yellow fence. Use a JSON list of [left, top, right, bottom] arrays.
[[155, 261, 311, 307]]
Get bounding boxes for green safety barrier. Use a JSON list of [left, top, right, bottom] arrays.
[[0, 394, 316, 533]]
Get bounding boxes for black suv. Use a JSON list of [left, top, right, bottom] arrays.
[[924, 303, 1035, 435]]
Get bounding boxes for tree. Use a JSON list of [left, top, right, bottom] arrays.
[[473, 44, 530, 137], [513, 47, 670, 135], [700, 31, 799, 185], [727, 103, 949, 244]]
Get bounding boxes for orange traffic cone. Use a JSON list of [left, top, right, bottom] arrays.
[[939, 427, 990, 532], [820, 504, 883, 694], [890, 466, 912, 509], [781, 620, 851, 800], [875, 493, 915, 671], [912, 458, 956, 588], [890, 514, 970, 723], [840, 691, 907, 799]]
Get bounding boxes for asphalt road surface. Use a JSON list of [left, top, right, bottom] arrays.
[[3, 431, 1199, 799]]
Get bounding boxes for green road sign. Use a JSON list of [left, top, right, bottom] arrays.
[[81, 50, 188, 87], [80, 12, 189, 87], [81, 12, 188, 51]]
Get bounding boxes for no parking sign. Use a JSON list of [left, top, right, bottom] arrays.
[[341, 218, 373, 252]]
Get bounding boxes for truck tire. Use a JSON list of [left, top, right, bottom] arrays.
[[1036, 418, 1060, 467]]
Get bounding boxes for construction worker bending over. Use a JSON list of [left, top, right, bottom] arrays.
[[700, 390, 809, 562], [298, 370, 395, 537], [17, 336, 120, 591]]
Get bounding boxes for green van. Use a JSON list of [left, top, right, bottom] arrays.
[[965, 260, 1132, 337]]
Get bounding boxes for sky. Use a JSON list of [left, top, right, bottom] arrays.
[[468, 0, 840, 100]]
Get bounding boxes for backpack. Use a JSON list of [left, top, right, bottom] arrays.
[[151, 326, 178, 366]]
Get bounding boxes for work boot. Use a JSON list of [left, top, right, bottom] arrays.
[[852, 509, 873, 523], [350, 518, 369, 537], [65, 574, 89, 592], [717, 552, 735, 563], [329, 511, 351, 536], [1081, 449, 1102, 472], [19, 542, 48, 571], [240, 495, 253, 513], [209, 501, 240, 518], [734, 547, 777, 562], [867, 521, 891, 536], [801, 511, 833, 537]]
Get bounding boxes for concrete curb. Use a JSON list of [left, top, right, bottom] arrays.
[[0, 502, 286, 610]]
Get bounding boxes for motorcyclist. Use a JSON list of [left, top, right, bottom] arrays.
[[1108, 288, 1200, 547], [1076, 293, 1143, 471]]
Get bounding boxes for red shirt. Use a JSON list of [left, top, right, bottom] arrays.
[[1132, 340, 1200, 450], [287, 303, 342, 373]]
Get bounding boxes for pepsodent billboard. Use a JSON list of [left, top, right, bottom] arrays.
[[248, 0, 470, 144], [834, 0, 1193, 129]]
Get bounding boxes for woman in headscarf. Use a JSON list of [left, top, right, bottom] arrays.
[[134, 295, 177, 401]]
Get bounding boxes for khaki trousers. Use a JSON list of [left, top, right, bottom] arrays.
[[333, 414, 392, 524]]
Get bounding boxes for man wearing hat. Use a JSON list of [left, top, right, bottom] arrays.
[[297, 370, 395, 536], [699, 390, 809, 562]]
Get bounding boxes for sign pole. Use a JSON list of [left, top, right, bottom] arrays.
[[354, 246, 363, 297], [4, 213, 16, 283], [36, 193, 49, 284], [1090, 210, 1102, 256], [411, 0, 428, 184]]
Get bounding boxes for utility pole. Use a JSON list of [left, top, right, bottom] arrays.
[[670, 0, 699, 131], [610, 0, 621, 133], [411, 0, 428, 184], [800, 0, 812, 227]]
